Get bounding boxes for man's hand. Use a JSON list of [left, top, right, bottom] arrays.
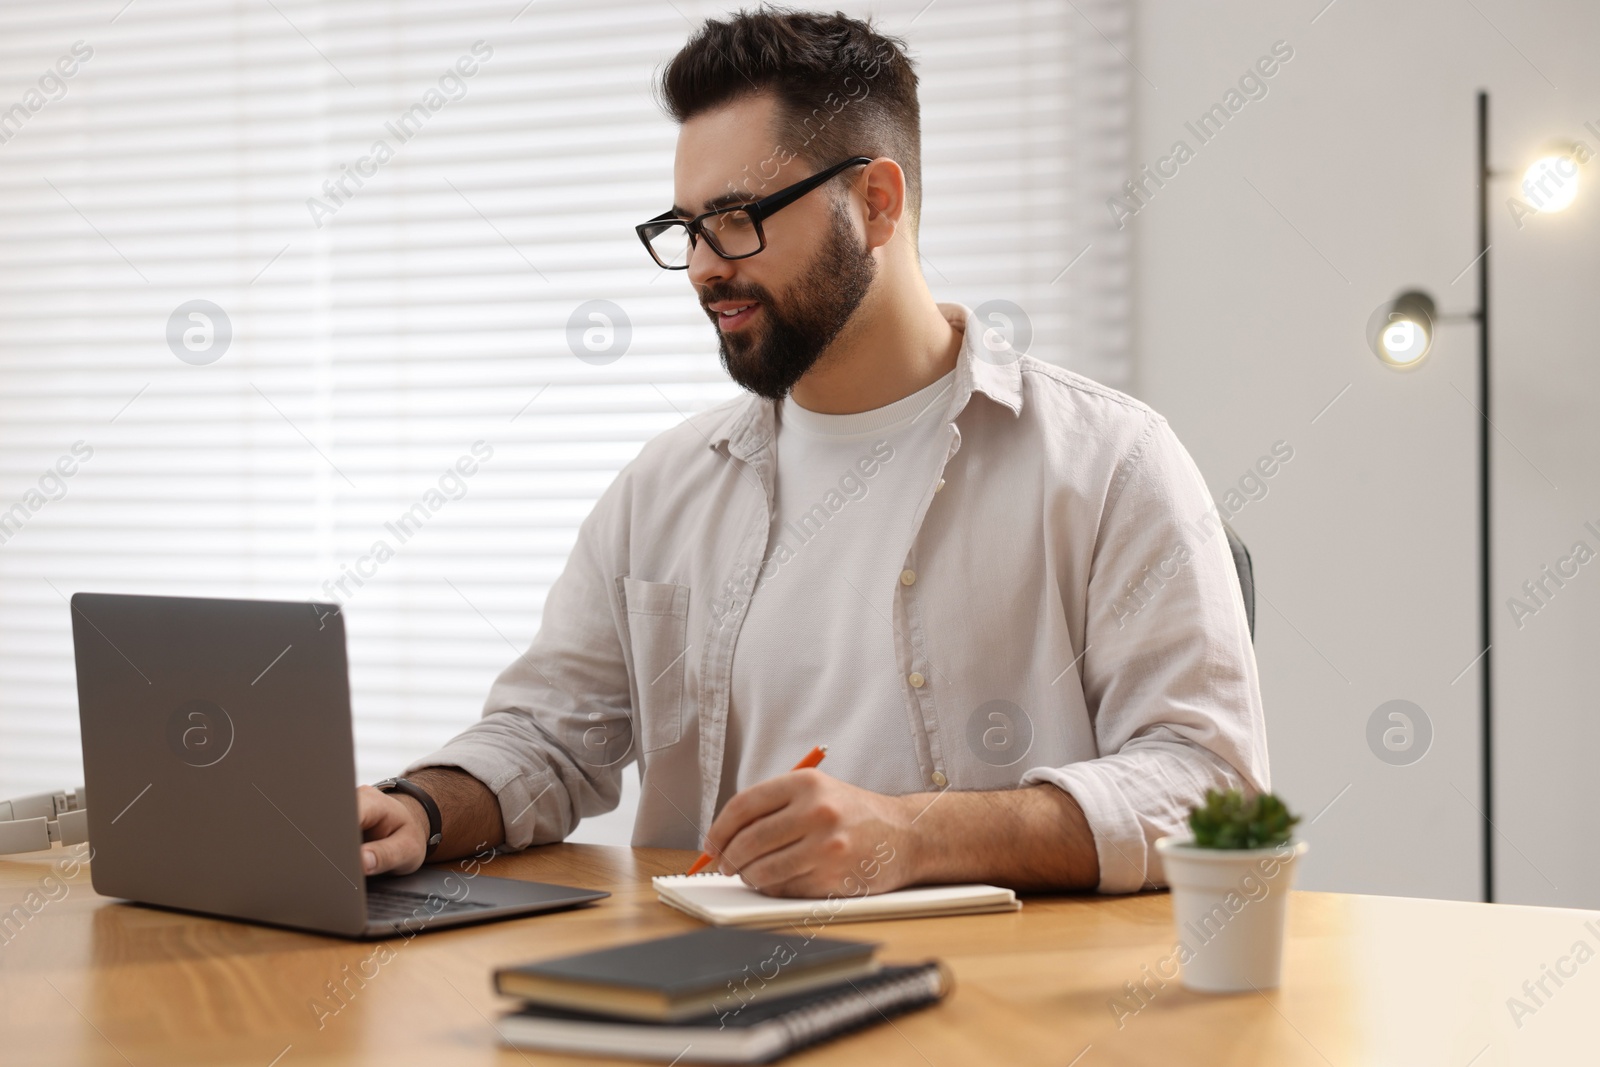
[[357, 785, 429, 876], [702, 770, 920, 897], [706, 775, 1102, 898], [355, 768, 506, 874]]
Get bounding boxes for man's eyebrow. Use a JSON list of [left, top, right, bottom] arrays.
[[669, 190, 758, 218]]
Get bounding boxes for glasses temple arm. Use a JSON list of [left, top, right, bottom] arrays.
[[748, 156, 873, 220]]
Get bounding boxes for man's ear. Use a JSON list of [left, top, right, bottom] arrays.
[[854, 157, 906, 251]]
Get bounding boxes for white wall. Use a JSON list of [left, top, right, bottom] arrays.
[[1130, 0, 1600, 904]]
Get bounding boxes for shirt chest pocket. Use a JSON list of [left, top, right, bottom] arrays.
[[618, 576, 690, 753]]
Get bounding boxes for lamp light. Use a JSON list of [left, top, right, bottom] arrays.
[[1520, 143, 1583, 213], [1366, 290, 1437, 368]]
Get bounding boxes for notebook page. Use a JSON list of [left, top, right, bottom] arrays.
[[652, 874, 1019, 925]]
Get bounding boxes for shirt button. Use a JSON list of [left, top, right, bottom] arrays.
[[899, 569, 916, 586], [935, 479, 946, 493], [908, 672, 926, 689], [931, 770, 948, 788]]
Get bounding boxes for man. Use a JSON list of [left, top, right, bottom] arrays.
[[357, 6, 1268, 897]]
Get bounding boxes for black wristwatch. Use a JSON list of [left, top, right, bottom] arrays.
[[372, 777, 443, 859]]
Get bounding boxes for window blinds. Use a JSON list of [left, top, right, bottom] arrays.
[[0, 0, 1130, 844]]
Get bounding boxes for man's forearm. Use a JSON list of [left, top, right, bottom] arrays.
[[898, 784, 1100, 892], [405, 767, 507, 862]]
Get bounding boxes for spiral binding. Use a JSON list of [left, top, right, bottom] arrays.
[[770, 964, 947, 1055]]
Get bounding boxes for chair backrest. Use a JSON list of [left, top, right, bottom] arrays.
[[1222, 521, 1255, 643]]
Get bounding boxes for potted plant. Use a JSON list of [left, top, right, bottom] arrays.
[[1153, 789, 1308, 993]]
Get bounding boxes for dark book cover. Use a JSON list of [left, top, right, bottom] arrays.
[[505, 963, 944, 1029], [494, 926, 879, 1000]]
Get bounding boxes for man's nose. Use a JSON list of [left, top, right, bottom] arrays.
[[685, 230, 734, 290]]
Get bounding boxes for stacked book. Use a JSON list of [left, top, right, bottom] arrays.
[[493, 927, 951, 1063]]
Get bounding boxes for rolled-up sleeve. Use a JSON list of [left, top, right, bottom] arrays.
[[404, 472, 635, 852], [1021, 411, 1270, 893]]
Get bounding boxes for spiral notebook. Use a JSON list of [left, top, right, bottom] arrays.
[[652, 873, 1020, 926], [497, 961, 951, 1064]]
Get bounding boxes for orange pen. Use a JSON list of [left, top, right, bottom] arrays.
[[685, 745, 828, 876]]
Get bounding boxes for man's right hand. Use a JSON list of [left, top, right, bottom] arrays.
[[357, 785, 429, 876]]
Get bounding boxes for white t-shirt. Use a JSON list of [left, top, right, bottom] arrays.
[[719, 367, 957, 807]]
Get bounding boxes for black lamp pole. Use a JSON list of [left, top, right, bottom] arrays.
[[1475, 88, 1495, 904]]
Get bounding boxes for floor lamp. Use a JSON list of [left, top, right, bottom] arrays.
[[1367, 91, 1582, 903]]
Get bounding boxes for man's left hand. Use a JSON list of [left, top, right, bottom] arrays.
[[702, 770, 921, 897]]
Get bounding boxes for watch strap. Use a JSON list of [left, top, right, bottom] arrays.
[[373, 777, 443, 859]]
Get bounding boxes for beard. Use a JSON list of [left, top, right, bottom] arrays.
[[705, 198, 877, 401]]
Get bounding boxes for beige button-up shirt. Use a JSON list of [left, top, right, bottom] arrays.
[[407, 302, 1270, 892]]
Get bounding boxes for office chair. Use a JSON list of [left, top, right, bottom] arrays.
[[1221, 521, 1255, 643]]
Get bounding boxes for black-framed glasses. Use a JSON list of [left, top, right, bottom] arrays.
[[636, 156, 873, 270]]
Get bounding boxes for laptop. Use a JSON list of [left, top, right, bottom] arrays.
[[69, 591, 608, 939]]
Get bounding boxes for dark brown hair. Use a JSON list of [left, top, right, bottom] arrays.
[[657, 5, 923, 234]]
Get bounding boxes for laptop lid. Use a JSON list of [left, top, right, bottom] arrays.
[[72, 592, 372, 937]]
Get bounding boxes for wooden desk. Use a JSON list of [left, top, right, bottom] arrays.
[[0, 842, 1592, 1065]]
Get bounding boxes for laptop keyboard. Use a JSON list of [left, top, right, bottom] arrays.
[[366, 886, 493, 923]]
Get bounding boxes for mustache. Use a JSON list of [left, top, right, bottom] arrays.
[[700, 289, 767, 308]]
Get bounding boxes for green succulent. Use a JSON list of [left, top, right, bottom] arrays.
[[1187, 788, 1301, 849]]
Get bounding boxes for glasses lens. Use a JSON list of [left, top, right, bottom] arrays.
[[702, 209, 760, 258], [644, 221, 692, 269]]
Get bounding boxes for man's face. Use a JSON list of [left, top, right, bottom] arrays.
[[673, 94, 877, 400]]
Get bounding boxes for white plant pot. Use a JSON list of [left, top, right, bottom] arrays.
[[1153, 836, 1309, 993]]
